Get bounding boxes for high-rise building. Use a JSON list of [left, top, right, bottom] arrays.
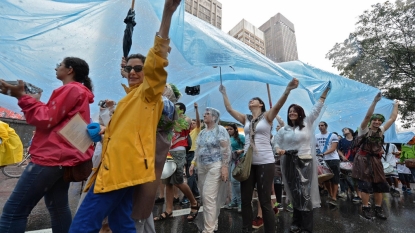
[[259, 13, 298, 63], [228, 19, 266, 55], [185, 0, 222, 29]]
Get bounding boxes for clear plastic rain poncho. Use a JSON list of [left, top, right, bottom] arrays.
[[274, 101, 325, 210], [194, 107, 231, 231]]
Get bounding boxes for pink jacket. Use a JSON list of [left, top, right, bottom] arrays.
[[18, 82, 94, 166]]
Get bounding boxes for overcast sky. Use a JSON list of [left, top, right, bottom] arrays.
[[221, 0, 385, 74]]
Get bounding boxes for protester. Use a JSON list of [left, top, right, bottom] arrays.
[[70, 1, 181, 232], [400, 136, 415, 180], [397, 155, 412, 193], [220, 78, 299, 233], [337, 127, 361, 203], [0, 57, 94, 233], [0, 121, 23, 167], [155, 101, 199, 222], [315, 121, 341, 206], [189, 107, 231, 233], [225, 122, 245, 212], [381, 142, 400, 197], [182, 102, 201, 205], [351, 93, 399, 220], [275, 85, 330, 233]]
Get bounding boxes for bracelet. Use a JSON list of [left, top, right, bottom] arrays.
[[321, 97, 326, 99], [191, 161, 196, 165]]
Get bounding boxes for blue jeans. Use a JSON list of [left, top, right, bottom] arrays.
[[229, 162, 241, 205], [70, 183, 135, 233], [0, 162, 71, 233]]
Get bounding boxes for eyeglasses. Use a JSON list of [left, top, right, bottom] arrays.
[[226, 128, 233, 131], [123, 65, 143, 73], [204, 112, 210, 115], [318, 125, 325, 127]]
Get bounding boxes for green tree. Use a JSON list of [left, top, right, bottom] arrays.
[[326, 0, 415, 128]]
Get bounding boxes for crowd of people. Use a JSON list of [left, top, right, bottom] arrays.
[[0, 0, 413, 233]]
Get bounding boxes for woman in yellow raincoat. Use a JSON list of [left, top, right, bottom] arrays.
[[0, 121, 23, 167]]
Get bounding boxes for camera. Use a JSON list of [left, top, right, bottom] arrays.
[[3, 81, 43, 94], [98, 100, 107, 108]]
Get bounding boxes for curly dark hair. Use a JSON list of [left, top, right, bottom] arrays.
[[63, 57, 93, 91], [287, 104, 306, 130], [126, 53, 146, 64]]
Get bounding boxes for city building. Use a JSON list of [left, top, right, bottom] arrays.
[[228, 19, 266, 55], [185, 0, 222, 29], [259, 13, 299, 63]]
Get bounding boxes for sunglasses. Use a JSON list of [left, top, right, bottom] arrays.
[[56, 63, 61, 69], [318, 125, 325, 127], [124, 65, 143, 73]]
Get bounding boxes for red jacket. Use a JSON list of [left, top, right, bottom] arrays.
[[18, 82, 94, 166]]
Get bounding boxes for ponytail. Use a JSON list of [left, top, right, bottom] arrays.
[[63, 57, 94, 92]]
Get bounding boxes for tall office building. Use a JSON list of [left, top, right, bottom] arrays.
[[259, 13, 298, 63], [228, 19, 266, 55], [185, 0, 222, 29]]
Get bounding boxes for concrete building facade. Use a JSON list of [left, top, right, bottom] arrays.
[[185, 0, 222, 29], [259, 13, 299, 63], [228, 19, 266, 55]]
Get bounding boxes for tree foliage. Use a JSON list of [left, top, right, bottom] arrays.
[[326, 0, 415, 128]]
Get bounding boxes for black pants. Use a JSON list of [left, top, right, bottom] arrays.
[[274, 176, 283, 203], [185, 151, 199, 197], [292, 208, 314, 232], [241, 163, 275, 233]]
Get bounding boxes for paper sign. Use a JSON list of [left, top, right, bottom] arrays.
[[58, 113, 93, 153]]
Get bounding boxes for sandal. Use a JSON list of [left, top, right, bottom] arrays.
[[187, 202, 200, 222], [154, 211, 173, 221]]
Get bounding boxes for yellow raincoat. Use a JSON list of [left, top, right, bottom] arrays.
[[88, 36, 170, 193], [0, 121, 23, 166]]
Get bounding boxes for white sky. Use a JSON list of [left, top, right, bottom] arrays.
[[221, 0, 384, 74]]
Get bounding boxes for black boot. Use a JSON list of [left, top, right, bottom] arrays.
[[374, 206, 387, 220], [360, 206, 372, 220]]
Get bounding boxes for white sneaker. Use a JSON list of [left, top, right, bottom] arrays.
[[337, 192, 347, 199]]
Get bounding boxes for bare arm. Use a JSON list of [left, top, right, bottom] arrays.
[[275, 115, 285, 127], [382, 101, 399, 132], [157, 0, 181, 39], [360, 92, 381, 130], [219, 85, 246, 125], [322, 142, 338, 156], [265, 78, 299, 123], [194, 102, 200, 128]]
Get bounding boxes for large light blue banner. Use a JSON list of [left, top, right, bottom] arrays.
[[0, 0, 406, 142]]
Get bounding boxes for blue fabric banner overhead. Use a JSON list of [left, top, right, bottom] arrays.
[[0, 0, 406, 142]]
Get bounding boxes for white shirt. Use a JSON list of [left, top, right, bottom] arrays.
[[315, 132, 340, 160], [275, 101, 324, 156], [397, 158, 411, 174], [244, 116, 274, 165]]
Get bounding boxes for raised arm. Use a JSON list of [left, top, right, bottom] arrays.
[[307, 85, 330, 124], [275, 115, 285, 127], [265, 78, 298, 123], [141, 0, 181, 103], [360, 92, 382, 131], [382, 101, 399, 132], [219, 85, 246, 125], [194, 102, 200, 128]]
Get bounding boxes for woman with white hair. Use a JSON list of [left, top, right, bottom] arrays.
[[189, 107, 231, 233]]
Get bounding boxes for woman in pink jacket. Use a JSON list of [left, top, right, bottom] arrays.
[[0, 57, 94, 233]]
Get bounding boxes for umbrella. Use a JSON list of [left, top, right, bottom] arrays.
[[122, 0, 136, 59]]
